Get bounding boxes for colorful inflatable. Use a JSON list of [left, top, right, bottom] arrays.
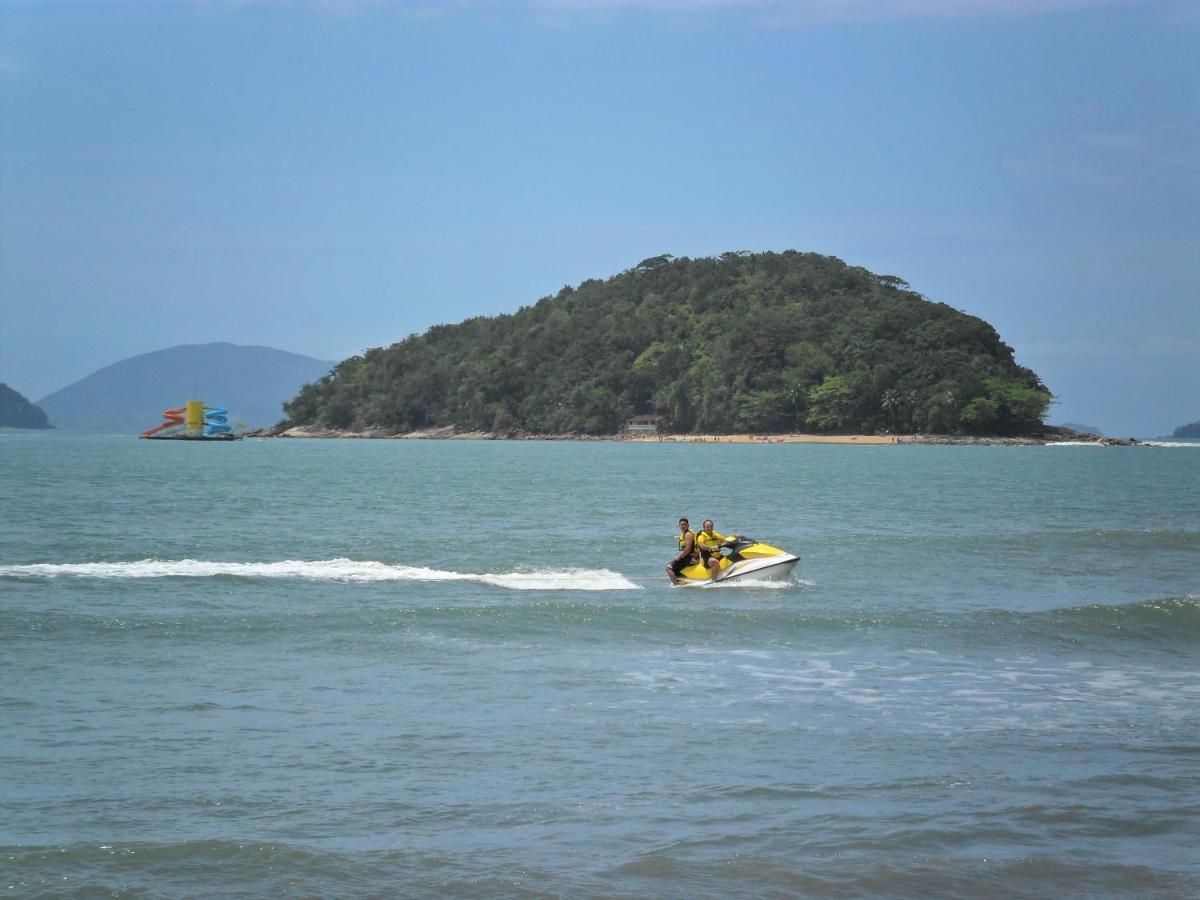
[[141, 401, 238, 440]]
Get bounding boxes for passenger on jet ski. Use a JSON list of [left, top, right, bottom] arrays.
[[696, 519, 737, 580], [666, 517, 698, 585]]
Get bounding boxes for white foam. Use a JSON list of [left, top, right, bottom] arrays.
[[0, 558, 642, 591], [690, 576, 810, 590], [1046, 440, 1199, 448]]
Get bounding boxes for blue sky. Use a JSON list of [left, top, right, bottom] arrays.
[[1, 0, 1196, 435]]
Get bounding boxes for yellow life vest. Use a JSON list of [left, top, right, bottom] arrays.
[[677, 529, 697, 555], [696, 529, 728, 553]]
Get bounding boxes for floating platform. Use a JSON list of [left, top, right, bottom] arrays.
[[141, 433, 241, 441]]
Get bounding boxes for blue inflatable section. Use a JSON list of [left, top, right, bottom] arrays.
[[203, 406, 232, 436]]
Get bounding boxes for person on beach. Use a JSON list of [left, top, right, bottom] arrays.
[[667, 517, 698, 585], [696, 519, 735, 580]]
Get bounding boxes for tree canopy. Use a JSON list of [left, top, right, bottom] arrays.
[[283, 251, 1052, 436]]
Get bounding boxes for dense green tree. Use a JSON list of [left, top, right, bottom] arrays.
[[959, 396, 1000, 433], [282, 251, 1052, 436], [806, 376, 857, 432]]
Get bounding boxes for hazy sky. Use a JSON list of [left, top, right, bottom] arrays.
[[2, 0, 1196, 435]]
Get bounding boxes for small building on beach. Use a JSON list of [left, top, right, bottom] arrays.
[[626, 414, 665, 436]]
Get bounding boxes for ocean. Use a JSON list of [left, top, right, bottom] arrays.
[[2, 433, 1197, 897]]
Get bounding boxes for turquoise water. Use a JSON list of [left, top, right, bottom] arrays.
[[2, 433, 1197, 897]]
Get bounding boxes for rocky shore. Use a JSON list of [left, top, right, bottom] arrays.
[[244, 424, 1139, 446], [246, 424, 602, 441], [896, 428, 1141, 446]]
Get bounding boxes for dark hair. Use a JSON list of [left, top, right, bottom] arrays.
[[678, 517, 689, 524]]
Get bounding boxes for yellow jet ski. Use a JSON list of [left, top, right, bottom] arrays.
[[675, 535, 800, 586]]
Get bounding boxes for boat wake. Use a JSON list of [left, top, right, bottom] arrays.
[[0, 558, 642, 591], [695, 577, 811, 589]]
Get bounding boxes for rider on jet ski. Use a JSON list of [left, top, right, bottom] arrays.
[[696, 519, 737, 580], [666, 517, 698, 585]]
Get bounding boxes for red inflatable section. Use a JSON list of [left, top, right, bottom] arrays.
[[141, 406, 186, 438]]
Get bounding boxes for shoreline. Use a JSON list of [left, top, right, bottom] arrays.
[[250, 425, 1139, 446]]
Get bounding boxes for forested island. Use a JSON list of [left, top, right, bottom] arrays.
[[0, 384, 51, 429], [1172, 420, 1200, 439], [282, 252, 1053, 437]]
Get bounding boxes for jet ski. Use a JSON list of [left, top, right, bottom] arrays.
[[675, 536, 800, 586]]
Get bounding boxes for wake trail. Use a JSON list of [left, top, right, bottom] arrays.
[[0, 558, 642, 591]]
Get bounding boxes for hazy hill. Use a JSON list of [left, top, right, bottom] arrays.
[[1172, 420, 1200, 439], [0, 383, 51, 429], [1058, 422, 1103, 436], [284, 251, 1052, 436], [39, 343, 334, 433]]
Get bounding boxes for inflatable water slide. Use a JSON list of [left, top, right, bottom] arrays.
[[141, 401, 239, 441]]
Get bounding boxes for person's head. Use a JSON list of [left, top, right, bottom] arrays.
[[678, 517, 689, 532], [703, 519, 714, 533]]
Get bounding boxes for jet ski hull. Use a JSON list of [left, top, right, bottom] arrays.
[[715, 553, 799, 583], [675, 539, 800, 587]]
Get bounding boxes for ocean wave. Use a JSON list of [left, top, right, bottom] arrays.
[[607, 850, 1197, 897], [850, 596, 1200, 644], [735, 596, 1200, 644], [1039, 595, 1200, 639], [7, 839, 1192, 898], [0, 558, 642, 591], [1045, 439, 1200, 448], [0, 840, 460, 897]]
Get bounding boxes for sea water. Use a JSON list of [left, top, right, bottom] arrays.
[[1, 433, 1197, 897]]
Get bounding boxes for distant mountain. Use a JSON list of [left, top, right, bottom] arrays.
[[1058, 422, 1103, 436], [38, 343, 335, 433], [0, 383, 52, 429], [1172, 420, 1200, 439]]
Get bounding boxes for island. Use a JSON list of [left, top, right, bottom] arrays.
[[1172, 420, 1200, 439], [0, 384, 52, 429], [277, 251, 1059, 440]]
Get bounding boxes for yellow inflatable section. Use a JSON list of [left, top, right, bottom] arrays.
[[185, 400, 205, 437]]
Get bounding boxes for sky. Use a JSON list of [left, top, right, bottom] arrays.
[[1, 0, 1196, 436]]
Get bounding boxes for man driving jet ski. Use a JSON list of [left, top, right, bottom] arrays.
[[696, 519, 737, 580]]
